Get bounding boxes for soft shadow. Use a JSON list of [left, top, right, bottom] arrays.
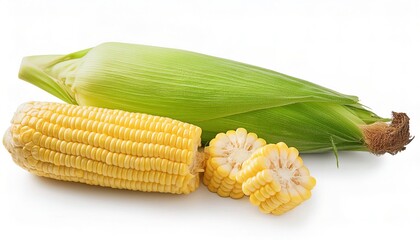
[[31, 176, 203, 210], [254, 151, 388, 226], [301, 151, 386, 173], [29, 150, 387, 224]]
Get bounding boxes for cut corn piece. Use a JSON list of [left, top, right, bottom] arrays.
[[203, 128, 266, 199], [3, 102, 204, 194], [237, 142, 316, 215]]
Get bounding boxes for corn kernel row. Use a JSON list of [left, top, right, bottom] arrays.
[[237, 143, 316, 215], [203, 128, 266, 199], [4, 102, 203, 194]]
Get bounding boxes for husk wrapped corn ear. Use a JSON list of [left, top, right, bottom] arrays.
[[19, 42, 412, 154]]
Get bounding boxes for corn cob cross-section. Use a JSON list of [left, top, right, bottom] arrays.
[[3, 102, 204, 194], [203, 128, 266, 198], [236, 143, 316, 215]]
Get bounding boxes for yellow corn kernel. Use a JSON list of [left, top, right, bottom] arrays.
[[236, 142, 316, 215], [3, 102, 204, 194], [203, 128, 266, 199]]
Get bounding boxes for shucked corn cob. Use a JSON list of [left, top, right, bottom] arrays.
[[203, 128, 266, 198], [237, 143, 316, 215], [3, 102, 204, 194], [19, 42, 412, 155]]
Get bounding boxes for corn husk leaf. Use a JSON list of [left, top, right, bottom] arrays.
[[18, 42, 411, 154]]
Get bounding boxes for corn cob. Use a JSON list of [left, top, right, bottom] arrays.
[[203, 128, 266, 198], [3, 102, 204, 194], [19, 42, 412, 155], [236, 143, 316, 215]]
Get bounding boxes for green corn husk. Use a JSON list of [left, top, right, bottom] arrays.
[[18, 42, 411, 154]]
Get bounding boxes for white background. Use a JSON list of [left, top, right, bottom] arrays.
[[1, 0, 419, 239]]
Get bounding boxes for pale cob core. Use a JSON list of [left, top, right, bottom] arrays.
[[203, 128, 266, 199], [236, 143, 316, 215], [3, 102, 203, 194]]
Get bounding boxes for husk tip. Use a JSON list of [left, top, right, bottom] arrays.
[[361, 112, 413, 155]]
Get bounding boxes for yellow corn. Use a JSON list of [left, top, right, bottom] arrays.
[[3, 102, 204, 194], [236, 143, 316, 215], [203, 128, 266, 198]]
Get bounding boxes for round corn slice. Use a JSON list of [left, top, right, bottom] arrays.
[[236, 142, 316, 215], [203, 128, 266, 199]]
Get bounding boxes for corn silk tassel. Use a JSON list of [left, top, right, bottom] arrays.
[[18, 42, 412, 154]]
